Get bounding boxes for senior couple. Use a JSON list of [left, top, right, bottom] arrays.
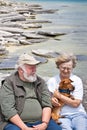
[[0, 52, 87, 130]]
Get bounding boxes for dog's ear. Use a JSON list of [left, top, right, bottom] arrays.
[[65, 79, 73, 83], [69, 85, 75, 91], [69, 79, 73, 82], [60, 79, 73, 85], [63, 79, 70, 84], [60, 79, 68, 85], [62, 79, 73, 84]]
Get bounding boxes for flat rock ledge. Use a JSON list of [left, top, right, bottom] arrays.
[[0, 0, 87, 65], [32, 49, 87, 60], [0, 0, 62, 57], [0, 49, 87, 70]]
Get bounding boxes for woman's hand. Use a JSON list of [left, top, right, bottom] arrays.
[[53, 89, 61, 99], [51, 96, 61, 107]]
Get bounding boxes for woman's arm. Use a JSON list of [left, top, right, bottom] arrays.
[[54, 90, 81, 107]]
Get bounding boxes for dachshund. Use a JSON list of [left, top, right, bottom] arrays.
[[51, 78, 75, 124]]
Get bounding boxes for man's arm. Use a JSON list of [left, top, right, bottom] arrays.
[[9, 114, 37, 130], [42, 107, 51, 124], [10, 114, 28, 130], [33, 107, 51, 130]]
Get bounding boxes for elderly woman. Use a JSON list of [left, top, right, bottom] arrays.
[[47, 53, 87, 130]]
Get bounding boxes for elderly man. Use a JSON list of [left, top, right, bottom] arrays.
[[0, 53, 62, 130]]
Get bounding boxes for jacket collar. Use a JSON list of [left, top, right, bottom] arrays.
[[13, 71, 41, 87]]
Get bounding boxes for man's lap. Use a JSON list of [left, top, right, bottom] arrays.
[[4, 119, 62, 130]]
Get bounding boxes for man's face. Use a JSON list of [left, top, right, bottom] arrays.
[[59, 61, 73, 79], [21, 64, 37, 82]]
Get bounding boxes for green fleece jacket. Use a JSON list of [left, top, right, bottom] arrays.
[[0, 71, 52, 130]]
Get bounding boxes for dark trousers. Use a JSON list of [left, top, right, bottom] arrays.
[[4, 119, 62, 130]]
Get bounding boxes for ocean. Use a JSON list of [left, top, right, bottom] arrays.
[[11, 0, 87, 80], [14, 0, 87, 2]]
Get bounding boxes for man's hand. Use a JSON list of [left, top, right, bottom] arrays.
[[22, 127, 39, 130], [33, 122, 47, 130]]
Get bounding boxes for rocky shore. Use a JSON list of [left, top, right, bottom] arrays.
[[0, 0, 87, 112], [0, 0, 67, 67], [0, 0, 63, 55]]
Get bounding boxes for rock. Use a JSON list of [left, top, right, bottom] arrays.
[[19, 39, 32, 45], [0, 54, 47, 70], [27, 38, 48, 44], [0, 56, 18, 70], [13, 4, 42, 12], [82, 80, 87, 112], [33, 9, 59, 14], [0, 27, 24, 33], [0, 45, 8, 55], [24, 19, 52, 24], [20, 38, 48, 45], [0, 8, 11, 13], [76, 55, 87, 61], [0, 30, 15, 37], [32, 49, 60, 58], [21, 23, 42, 29], [21, 32, 46, 39], [4, 38, 20, 46], [0, 22, 23, 28], [0, 0, 12, 6], [37, 31, 66, 37], [0, 13, 26, 23], [0, 50, 8, 55], [0, 45, 6, 51], [34, 55, 48, 63]]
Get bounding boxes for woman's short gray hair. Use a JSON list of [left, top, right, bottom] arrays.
[[55, 52, 77, 68]]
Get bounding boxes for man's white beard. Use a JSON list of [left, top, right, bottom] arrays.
[[23, 72, 37, 82], [21, 65, 37, 82]]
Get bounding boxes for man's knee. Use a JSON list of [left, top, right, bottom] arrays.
[[4, 123, 20, 130]]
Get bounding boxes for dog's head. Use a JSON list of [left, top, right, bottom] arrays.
[[59, 79, 74, 93]]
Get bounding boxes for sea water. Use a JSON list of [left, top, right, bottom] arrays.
[[11, 0, 87, 80]]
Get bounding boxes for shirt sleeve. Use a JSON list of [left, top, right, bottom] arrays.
[[40, 80, 52, 108], [47, 77, 58, 93], [71, 75, 83, 100]]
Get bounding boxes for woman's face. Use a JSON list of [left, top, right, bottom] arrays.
[[59, 60, 73, 79]]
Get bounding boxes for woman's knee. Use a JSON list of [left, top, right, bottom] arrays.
[[47, 119, 62, 130]]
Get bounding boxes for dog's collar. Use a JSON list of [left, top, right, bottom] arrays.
[[59, 88, 71, 94]]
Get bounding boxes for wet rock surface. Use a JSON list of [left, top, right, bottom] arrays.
[[0, 0, 87, 61], [82, 80, 87, 112], [32, 49, 60, 58], [0, 0, 63, 57]]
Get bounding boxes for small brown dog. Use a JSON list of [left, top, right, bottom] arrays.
[[51, 78, 74, 124]]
